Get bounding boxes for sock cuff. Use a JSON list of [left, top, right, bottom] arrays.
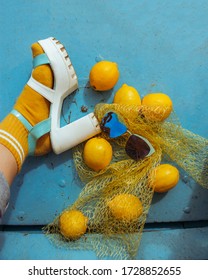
[[0, 114, 29, 172]]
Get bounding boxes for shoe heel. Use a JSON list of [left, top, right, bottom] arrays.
[[51, 113, 101, 154]]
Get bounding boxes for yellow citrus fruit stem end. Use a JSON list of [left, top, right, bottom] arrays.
[[89, 61, 119, 91], [113, 84, 141, 106]]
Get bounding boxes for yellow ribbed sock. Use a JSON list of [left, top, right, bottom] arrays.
[[0, 43, 53, 172]]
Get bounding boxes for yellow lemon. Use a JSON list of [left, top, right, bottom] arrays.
[[83, 137, 113, 171], [89, 60, 119, 91], [150, 164, 180, 193], [107, 194, 143, 221], [59, 210, 88, 239], [113, 84, 141, 106], [141, 93, 173, 121]]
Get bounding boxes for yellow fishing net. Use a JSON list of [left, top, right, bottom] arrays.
[[44, 103, 208, 259]]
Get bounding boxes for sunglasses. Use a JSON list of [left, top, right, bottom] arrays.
[[100, 112, 155, 161]]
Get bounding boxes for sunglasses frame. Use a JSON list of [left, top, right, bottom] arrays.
[[100, 111, 155, 160], [126, 130, 155, 160]]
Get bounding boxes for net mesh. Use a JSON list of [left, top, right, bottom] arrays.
[[44, 103, 208, 259]]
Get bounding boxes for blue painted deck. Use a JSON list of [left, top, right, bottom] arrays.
[[0, 0, 208, 259]]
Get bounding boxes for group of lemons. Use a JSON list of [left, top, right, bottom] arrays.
[[59, 61, 180, 240]]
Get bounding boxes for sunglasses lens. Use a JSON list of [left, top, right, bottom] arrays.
[[125, 135, 152, 161], [101, 112, 127, 138]]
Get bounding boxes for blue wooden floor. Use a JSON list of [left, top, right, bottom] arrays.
[[0, 0, 208, 260]]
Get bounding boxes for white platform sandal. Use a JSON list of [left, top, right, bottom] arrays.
[[11, 37, 101, 155]]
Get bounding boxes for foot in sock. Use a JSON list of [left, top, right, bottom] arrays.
[[0, 42, 54, 172]]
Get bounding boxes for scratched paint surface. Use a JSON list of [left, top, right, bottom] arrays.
[[0, 0, 208, 259]]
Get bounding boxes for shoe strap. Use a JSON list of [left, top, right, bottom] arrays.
[[11, 109, 51, 155], [27, 77, 54, 103], [33, 53, 50, 68], [27, 53, 55, 103]]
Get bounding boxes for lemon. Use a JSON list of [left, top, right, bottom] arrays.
[[89, 60, 119, 91], [113, 84, 141, 106], [83, 137, 113, 171], [59, 210, 88, 239], [141, 93, 173, 121], [150, 164, 180, 193], [107, 194, 143, 221]]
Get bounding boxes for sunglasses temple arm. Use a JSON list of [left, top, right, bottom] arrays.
[[126, 130, 132, 136]]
